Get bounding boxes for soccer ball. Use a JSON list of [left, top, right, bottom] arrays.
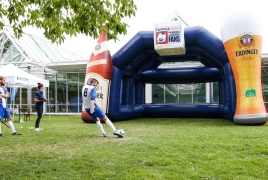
[[118, 129, 125, 136]]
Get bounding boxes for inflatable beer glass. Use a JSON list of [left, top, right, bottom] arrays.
[[221, 11, 267, 124]]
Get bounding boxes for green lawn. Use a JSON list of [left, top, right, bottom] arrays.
[[1, 116, 268, 180]]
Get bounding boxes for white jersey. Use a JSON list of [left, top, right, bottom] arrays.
[[0, 86, 7, 108], [82, 84, 95, 109]]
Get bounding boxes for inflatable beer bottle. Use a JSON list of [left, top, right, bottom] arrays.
[[221, 11, 267, 124], [81, 28, 113, 123]]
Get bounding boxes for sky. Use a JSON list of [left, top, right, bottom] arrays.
[[24, 0, 268, 60]]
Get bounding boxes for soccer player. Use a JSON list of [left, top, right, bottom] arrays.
[[0, 76, 22, 136], [82, 78, 123, 138]]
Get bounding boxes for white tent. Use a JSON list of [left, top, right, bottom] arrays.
[[0, 63, 50, 121], [0, 64, 49, 87]]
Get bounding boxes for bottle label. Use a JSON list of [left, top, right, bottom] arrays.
[[84, 73, 110, 113], [93, 41, 110, 56], [86, 59, 107, 68]]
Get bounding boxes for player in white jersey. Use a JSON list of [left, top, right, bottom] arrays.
[[82, 78, 123, 138], [0, 76, 22, 136]]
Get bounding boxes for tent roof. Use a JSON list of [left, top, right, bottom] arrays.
[[0, 64, 49, 87]]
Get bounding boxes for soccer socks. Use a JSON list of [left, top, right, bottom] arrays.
[[96, 121, 105, 134], [105, 119, 116, 132], [7, 121, 16, 133]]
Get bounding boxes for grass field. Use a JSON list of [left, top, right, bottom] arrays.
[[0, 115, 268, 180]]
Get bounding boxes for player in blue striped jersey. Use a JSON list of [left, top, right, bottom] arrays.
[[0, 76, 22, 136], [82, 78, 123, 138]]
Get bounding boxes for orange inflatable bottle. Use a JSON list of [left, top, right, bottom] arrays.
[[81, 28, 113, 123]]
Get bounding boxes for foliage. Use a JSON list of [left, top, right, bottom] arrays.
[[0, 0, 137, 44], [1, 116, 268, 179]]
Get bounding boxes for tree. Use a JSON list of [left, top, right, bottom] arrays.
[[0, 0, 137, 44]]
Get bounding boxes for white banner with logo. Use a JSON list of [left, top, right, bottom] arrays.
[[154, 21, 185, 56]]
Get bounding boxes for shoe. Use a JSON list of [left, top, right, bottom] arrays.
[[0, 133, 3, 137], [12, 132, 22, 135], [38, 128, 44, 131], [103, 133, 107, 137], [34, 128, 40, 131], [114, 130, 124, 138]]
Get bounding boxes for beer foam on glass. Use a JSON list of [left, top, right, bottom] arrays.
[[220, 11, 267, 124]]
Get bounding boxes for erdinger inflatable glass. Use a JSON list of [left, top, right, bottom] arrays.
[[221, 11, 267, 124]]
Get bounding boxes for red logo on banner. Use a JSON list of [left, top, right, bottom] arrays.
[[156, 31, 168, 44]]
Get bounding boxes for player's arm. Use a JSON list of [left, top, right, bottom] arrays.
[[1, 91, 9, 98], [34, 93, 44, 102], [40, 94, 47, 102], [34, 97, 44, 102], [90, 88, 97, 113]]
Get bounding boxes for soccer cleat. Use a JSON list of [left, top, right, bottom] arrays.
[[38, 128, 44, 131], [103, 133, 107, 137], [34, 128, 40, 132], [12, 132, 22, 135], [113, 130, 124, 138], [0, 133, 3, 137]]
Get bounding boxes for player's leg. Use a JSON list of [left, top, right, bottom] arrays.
[[4, 108, 22, 135], [95, 107, 123, 138], [103, 116, 124, 138], [94, 107, 116, 132], [0, 108, 3, 136], [0, 119, 2, 137], [35, 107, 43, 131], [102, 116, 116, 132], [85, 108, 106, 137], [95, 118, 106, 137]]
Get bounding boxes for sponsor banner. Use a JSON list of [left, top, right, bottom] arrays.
[[154, 21, 185, 56], [155, 28, 181, 44], [17, 77, 29, 81]]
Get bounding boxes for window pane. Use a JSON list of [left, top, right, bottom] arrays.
[[46, 74, 56, 112], [67, 73, 79, 113], [150, 83, 218, 104], [78, 73, 85, 112], [57, 73, 67, 112]]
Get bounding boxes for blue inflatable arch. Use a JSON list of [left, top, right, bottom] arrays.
[[108, 26, 236, 121]]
